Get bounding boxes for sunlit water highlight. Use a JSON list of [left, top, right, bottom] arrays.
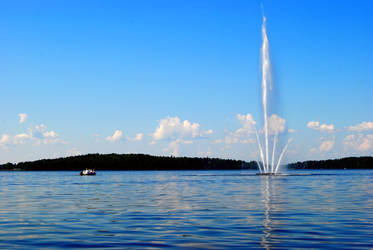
[[0, 170, 372, 249]]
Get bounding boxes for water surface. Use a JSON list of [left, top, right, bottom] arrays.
[[0, 170, 372, 249]]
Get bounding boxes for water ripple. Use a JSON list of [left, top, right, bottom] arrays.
[[0, 170, 372, 249]]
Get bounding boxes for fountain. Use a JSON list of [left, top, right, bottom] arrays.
[[256, 15, 291, 175]]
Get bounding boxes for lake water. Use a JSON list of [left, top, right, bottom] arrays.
[[0, 170, 372, 249]]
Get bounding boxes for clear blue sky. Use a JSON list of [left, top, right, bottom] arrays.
[[1, 0, 372, 163]]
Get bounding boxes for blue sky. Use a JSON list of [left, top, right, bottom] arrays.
[[1, 0, 372, 164]]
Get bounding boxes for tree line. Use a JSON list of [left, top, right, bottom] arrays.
[[1, 154, 372, 171], [287, 156, 373, 169], [0, 153, 257, 171]]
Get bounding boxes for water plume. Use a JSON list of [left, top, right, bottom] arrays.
[[256, 14, 290, 174]]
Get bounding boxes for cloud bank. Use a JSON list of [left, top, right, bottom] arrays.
[[343, 134, 373, 151], [348, 122, 373, 132]]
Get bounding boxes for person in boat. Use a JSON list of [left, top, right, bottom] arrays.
[[80, 168, 96, 175]]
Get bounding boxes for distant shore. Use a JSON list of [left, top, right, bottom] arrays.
[[287, 156, 373, 170], [0, 154, 255, 171], [0, 154, 372, 171]]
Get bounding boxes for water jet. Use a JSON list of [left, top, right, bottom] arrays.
[[255, 15, 291, 174]]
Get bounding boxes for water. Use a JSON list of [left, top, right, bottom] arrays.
[[0, 170, 372, 249], [256, 15, 291, 174]]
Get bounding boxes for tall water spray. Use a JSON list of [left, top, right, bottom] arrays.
[[256, 16, 291, 174]]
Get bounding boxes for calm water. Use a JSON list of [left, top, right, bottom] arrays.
[[0, 170, 372, 249]]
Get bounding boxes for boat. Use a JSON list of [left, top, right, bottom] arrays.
[[80, 169, 96, 176]]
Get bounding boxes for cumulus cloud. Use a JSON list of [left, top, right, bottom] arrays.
[[307, 121, 334, 133], [0, 134, 10, 147], [343, 134, 373, 151], [13, 133, 31, 144], [0, 124, 63, 147], [348, 122, 373, 132], [237, 114, 257, 130], [152, 116, 212, 141], [18, 113, 28, 124], [134, 133, 144, 141], [268, 114, 286, 135], [151, 116, 212, 156], [225, 114, 257, 144], [310, 137, 335, 153], [153, 117, 198, 140], [106, 130, 123, 142], [166, 138, 193, 156], [31, 124, 61, 144], [127, 133, 144, 142], [319, 139, 335, 152]]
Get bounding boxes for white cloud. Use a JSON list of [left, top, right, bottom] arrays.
[[43, 131, 58, 138], [307, 121, 319, 129], [225, 113, 257, 145], [319, 139, 335, 152], [33, 124, 47, 138], [151, 116, 212, 156], [166, 138, 193, 156], [152, 116, 211, 141], [348, 122, 373, 132], [0, 124, 63, 147], [288, 129, 296, 133], [134, 133, 144, 141], [204, 129, 214, 135], [359, 135, 373, 151], [0, 134, 10, 147], [225, 113, 287, 145], [18, 113, 28, 124], [237, 113, 256, 130], [153, 117, 199, 140], [268, 114, 286, 135], [106, 130, 123, 142], [31, 124, 61, 144], [127, 133, 144, 142], [13, 133, 31, 144], [307, 121, 334, 133], [343, 134, 373, 151]]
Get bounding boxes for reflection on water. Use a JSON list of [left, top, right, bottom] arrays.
[[261, 177, 275, 249], [0, 170, 372, 249]]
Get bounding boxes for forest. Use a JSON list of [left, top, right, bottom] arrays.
[[287, 156, 373, 169], [0, 153, 256, 171], [1, 154, 372, 171]]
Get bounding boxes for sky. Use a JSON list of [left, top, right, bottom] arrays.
[[1, 0, 372, 164]]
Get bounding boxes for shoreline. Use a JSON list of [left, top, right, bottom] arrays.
[[1, 154, 372, 171]]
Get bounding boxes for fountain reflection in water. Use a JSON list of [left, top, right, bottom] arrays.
[[256, 15, 291, 174], [260, 176, 284, 249]]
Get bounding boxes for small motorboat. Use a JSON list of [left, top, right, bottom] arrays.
[[80, 169, 96, 176]]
